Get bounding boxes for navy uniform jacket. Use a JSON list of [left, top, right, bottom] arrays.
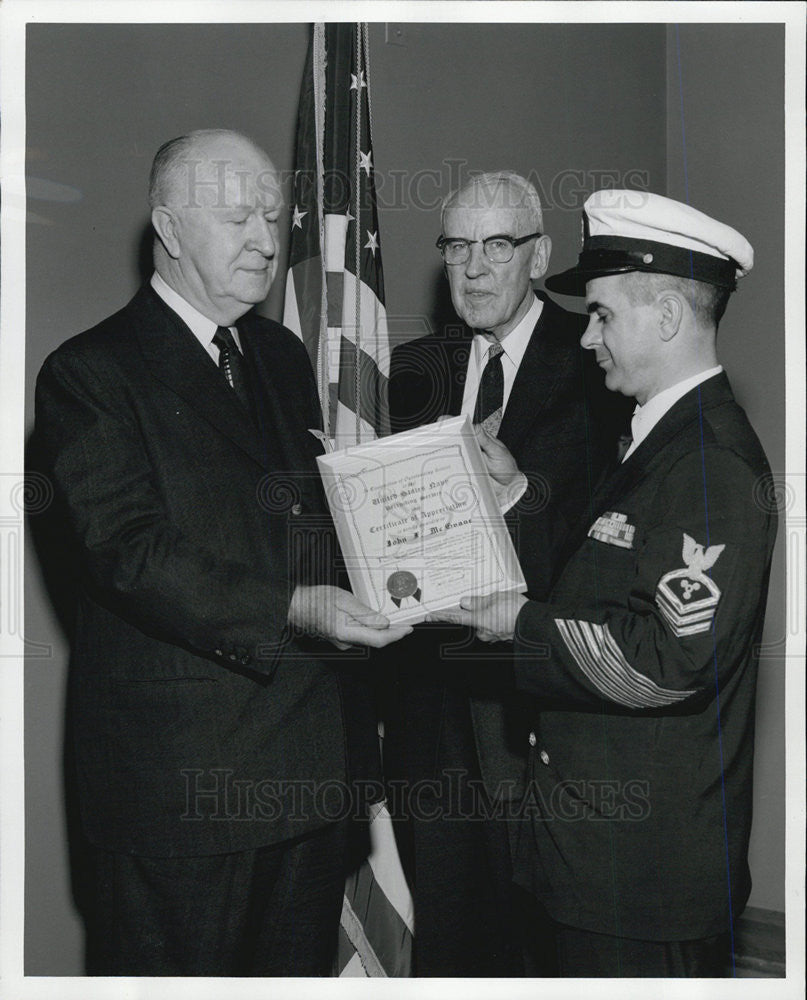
[[511, 372, 777, 940], [33, 286, 380, 858], [385, 292, 629, 799]]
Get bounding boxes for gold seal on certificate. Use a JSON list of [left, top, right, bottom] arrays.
[[316, 415, 526, 624]]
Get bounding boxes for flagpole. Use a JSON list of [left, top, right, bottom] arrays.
[[352, 23, 363, 446], [312, 23, 330, 439]]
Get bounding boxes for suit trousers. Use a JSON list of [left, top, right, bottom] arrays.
[[550, 923, 733, 977], [89, 820, 349, 976], [392, 687, 540, 977]]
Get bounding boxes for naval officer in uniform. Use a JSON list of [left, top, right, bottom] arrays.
[[432, 189, 778, 976]]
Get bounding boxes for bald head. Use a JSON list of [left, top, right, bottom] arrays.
[[149, 129, 278, 210], [149, 129, 282, 325], [441, 171, 544, 235]]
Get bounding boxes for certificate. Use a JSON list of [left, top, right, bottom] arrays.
[[316, 416, 526, 624]]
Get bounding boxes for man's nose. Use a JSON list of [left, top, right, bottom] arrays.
[[580, 316, 598, 349], [247, 216, 277, 257], [464, 241, 490, 278]]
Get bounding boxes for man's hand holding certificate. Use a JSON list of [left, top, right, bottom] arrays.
[[287, 584, 413, 649], [473, 424, 529, 512], [316, 416, 526, 624], [425, 591, 528, 642]]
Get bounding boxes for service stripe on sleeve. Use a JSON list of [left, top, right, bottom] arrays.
[[554, 618, 696, 708]]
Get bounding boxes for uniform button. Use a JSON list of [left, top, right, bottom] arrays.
[[214, 649, 223, 657], [540, 750, 550, 766], [528, 731, 537, 747], [291, 503, 302, 516], [229, 653, 237, 661]]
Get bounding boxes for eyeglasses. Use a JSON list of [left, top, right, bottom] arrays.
[[436, 231, 543, 265]]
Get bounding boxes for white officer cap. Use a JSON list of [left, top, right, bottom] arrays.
[[546, 189, 754, 296]]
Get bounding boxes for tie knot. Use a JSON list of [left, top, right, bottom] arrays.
[[213, 326, 238, 353], [488, 341, 504, 360]]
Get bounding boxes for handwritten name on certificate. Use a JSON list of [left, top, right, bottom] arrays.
[[316, 416, 526, 624]]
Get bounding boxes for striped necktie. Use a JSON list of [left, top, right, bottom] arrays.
[[473, 341, 505, 436], [213, 326, 253, 416]]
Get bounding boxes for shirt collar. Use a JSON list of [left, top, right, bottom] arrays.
[[473, 293, 543, 368], [629, 365, 724, 452], [150, 272, 241, 352]]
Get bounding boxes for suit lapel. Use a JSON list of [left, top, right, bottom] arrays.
[[238, 316, 306, 468], [133, 287, 269, 469], [497, 295, 573, 453], [444, 328, 474, 415], [444, 295, 568, 434]]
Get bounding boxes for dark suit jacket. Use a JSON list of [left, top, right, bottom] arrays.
[[34, 285, 379, 858], [511, 373, 776, 939], [385, 292, 628, 800]]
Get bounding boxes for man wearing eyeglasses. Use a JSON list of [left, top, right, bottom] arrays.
[[383, 172, 628, 975]]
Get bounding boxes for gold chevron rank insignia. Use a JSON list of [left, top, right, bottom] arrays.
[[587, 511, 636, 549], [656, 533, 725, 638]]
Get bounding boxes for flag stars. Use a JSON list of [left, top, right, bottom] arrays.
[[359, 150, 373, 176], [364, 230, 379, 255], [350, 70, 366, 91], [292, 205, 308, 229]]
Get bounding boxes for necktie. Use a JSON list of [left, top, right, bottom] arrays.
[[616, 433, 634, 463], [473, 341, 505, 436], [213, 326, 253, 416]]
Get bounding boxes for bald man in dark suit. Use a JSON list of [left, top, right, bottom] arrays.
[[34, 129, 410, 976]]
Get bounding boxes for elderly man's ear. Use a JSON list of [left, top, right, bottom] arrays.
[[152, 207, 181, 259], [530, 234, 552, 280]]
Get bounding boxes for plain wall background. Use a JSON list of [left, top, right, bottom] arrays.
[[23, 21, 785, 975]]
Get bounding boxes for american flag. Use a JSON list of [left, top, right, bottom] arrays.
[[283, 22, 391, 447], [283, 23, 413, 976]]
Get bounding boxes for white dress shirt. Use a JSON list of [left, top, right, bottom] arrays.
[[460, 294, 544, 417], [150, 271, 242, 361], [622, 366, 723, 462]]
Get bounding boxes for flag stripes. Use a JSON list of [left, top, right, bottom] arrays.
[[283, 22, 390, 447], [328, 337, 388, 432], [335, 803, 414, 977]]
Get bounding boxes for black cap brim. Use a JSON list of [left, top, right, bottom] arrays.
[[545, 237, 738, 296], [545, 266, 600, 296]]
